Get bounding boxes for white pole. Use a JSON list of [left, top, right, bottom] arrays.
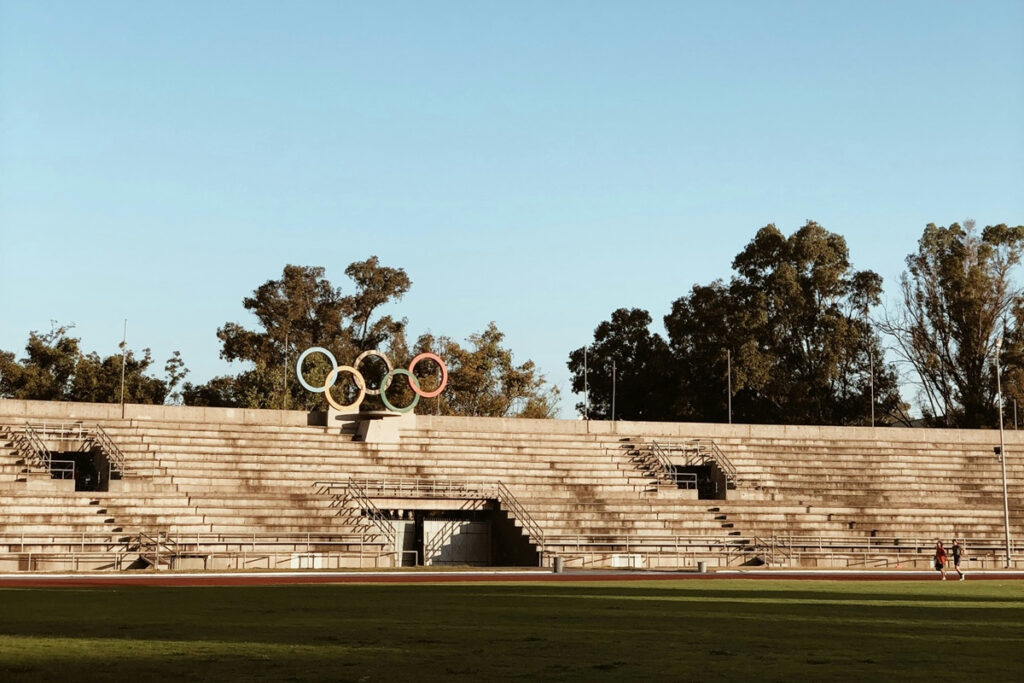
[[119, 319, 128, 419], [283, 330, 289, 410], [870, 348, 875, 427], [996, 337, 1012, 569], [611, 360, 616, 422], [727, 349, 732, 424], [583, 346, 589, 420]]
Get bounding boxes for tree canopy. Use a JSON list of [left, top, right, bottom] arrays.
[[0, 324, 184, 405], [185, 260, 411, 410], [879, 221, 1024, 427], [8, 220, 1024, 428], [184, 260, 558, 417], [416, 324, 560, 419], [570, 222, 903, 425], [566, 308, 674, 421]]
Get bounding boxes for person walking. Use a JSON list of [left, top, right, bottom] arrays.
[[934, 541, 948, 580], [951, 539, 966, 581]]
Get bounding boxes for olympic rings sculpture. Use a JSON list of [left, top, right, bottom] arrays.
[[296, 347, 448, 414]]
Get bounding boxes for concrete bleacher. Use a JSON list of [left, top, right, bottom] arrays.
[[1, 398, 1022, 571]]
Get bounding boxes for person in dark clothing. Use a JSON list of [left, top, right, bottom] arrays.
[[951, 539, 966, 581]]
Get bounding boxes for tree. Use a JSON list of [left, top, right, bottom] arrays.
[[0, 323, 185, 405], [878, 221, 1024, 427], [415, 324, 560, 418], [186, 262, 556, 417], [696, 221, 901, 425], [343, 257, 411, 350], [566, 308, 675, 420], [187, 260, 411, 409], [575, 221, 904, 425], [0, 325, 80, 400], [664, 280, 761, 422]]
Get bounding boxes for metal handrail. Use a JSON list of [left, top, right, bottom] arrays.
[[631, 441, 679, 486], [687, 439, 737, 479], [3, 531, 1021, 569], [49, 459, 75, 480], [14, 422, 131, 480], [131, 531, 178, 566], [315, 478, 548, 557], [19, 424, 52, 470], [90, 425, 129, 477], [344, 477, 486, 498], [330, 479, 397, 549], [647, 439, 738, 486], [7, 531, 1017, 551], [24, 421, 89, 441], [0, 531, 396, 547], [496, 481, 546, 553]]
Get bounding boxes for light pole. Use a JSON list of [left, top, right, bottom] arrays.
[[995, 336, 1013, 568], [726, 349, 732, 425], [283, 330, 289, 410], [583, 346, 589, 420], [869, 347, 875, 427], [611, 360, 616, 423], [119, 319, 128, 419]]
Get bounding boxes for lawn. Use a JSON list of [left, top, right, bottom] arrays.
[[1, 579, 1022, 681]]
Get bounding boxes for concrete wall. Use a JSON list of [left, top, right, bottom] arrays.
[[424, 519, 490, 566], [3, 398, 1023, 448], [415, 413, 1024, 448], [0, 399, 313, 427]]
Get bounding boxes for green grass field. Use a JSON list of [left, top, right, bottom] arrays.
[[1, 579, 1023, 681]]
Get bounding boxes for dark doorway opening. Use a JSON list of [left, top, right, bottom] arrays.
[[50, 449, 112, 491], [674, 464, 726, 499]]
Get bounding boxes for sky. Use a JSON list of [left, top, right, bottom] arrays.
[[1, 1, 1023, 417]]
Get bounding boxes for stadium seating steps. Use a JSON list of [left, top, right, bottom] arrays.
[[1, 399, 1021, 572]]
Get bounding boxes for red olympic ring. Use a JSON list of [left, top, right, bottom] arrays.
[[408, 352, 448, 398]]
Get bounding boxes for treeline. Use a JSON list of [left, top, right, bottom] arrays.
[[0, 259, 559, 418], [569, 220, 1024, 428], [3, 220, 1022, 427]]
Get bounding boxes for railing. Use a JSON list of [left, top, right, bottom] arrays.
[[685, 439, 738, 483], [17, 423, 53, 470], [49, 459, 75, 480], [347, 477, 486, 498], [631, 441, 685, 487], [315, 480, 398, 550], [0, 530, 400, 571], [3, 530, 1022, 570], [13, 422, 130, 482], [314, 478, 548, 561], [132, 531, 178, 568], [750, 535, 791, 566], [496, 482, 546, 555], [644, 439, 738, 488], [89, 425, 129, 478]]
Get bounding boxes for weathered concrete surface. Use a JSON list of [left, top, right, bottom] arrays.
[[4, 397, 1022, 448]]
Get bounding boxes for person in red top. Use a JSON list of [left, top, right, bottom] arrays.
[[934, 541, 948, 580]]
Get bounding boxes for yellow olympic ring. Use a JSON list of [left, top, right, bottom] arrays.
[[322, 365, 365, 412]]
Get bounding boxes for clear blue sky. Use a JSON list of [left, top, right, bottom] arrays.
[[2, 1, 1023, 416]]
